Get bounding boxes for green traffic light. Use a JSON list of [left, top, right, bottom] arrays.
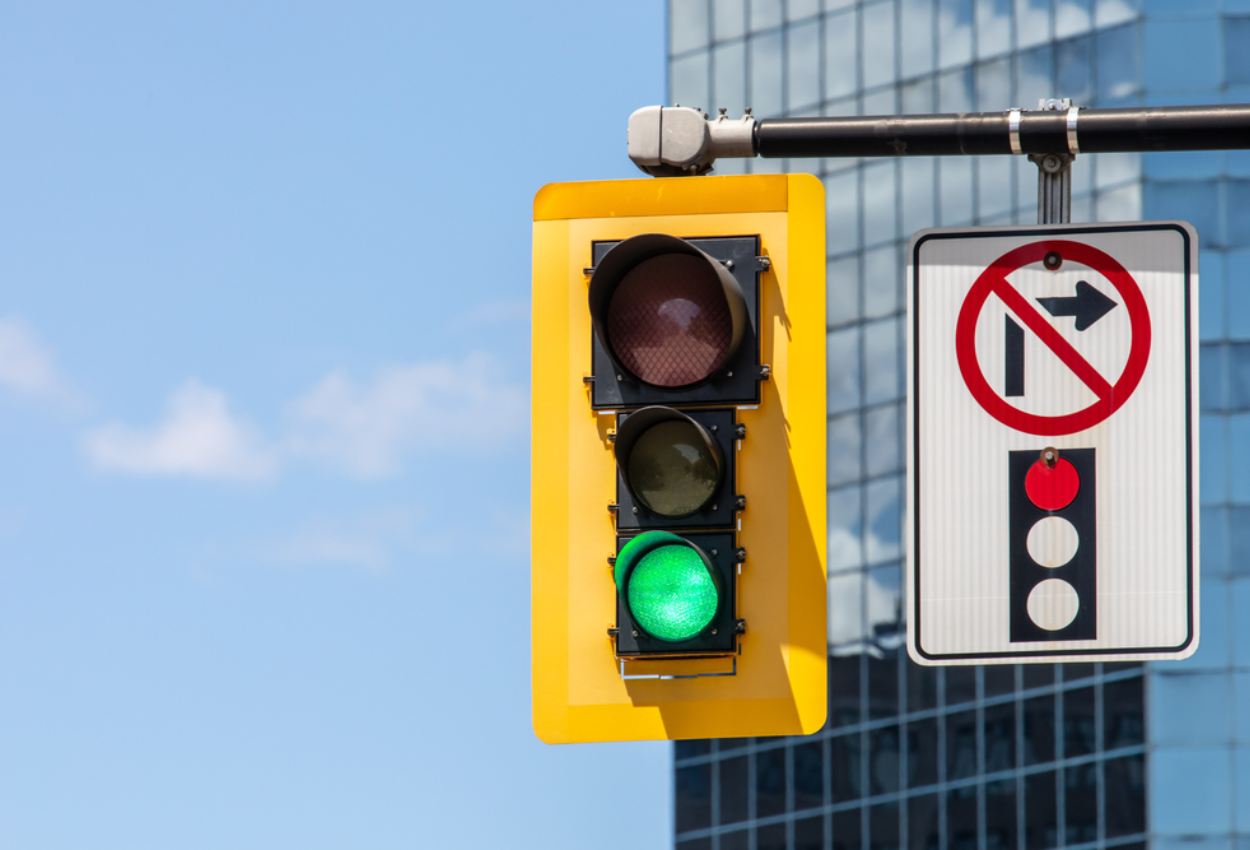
[[616, 532, 720, 642]]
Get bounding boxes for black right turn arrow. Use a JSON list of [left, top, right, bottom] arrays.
[[1036, 280, 1118, 331]]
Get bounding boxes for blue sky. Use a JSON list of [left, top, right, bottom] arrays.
[[0, 2, 669, 847]]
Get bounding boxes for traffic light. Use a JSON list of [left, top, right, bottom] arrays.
[[532, 174, 827, 744], [1009, 447, 1097, 641]]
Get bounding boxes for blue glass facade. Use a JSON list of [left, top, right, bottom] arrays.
[[668, 0, 1250, 847]]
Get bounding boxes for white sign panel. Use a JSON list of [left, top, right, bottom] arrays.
[[906, 222, 1199, 665]]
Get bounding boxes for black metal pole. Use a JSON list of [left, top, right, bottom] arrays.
[[755, 104, 1250, 159]]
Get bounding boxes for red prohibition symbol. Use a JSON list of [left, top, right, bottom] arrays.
[[955, 240, 1152, 436]]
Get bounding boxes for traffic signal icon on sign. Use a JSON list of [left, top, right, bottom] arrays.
[[532, 174, 827, 743], [1009, 447, 1097, 642]]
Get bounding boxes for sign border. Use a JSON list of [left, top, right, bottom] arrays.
[[909, 222, 1196, 663]]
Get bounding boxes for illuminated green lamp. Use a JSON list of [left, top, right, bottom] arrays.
[[615, 531, 723, 642]]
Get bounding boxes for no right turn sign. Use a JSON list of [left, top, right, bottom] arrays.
[[907, 222, 1199, 665]]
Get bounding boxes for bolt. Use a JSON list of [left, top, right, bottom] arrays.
[[726, 371, 734, 377], [632, 630, 639, 637], [616, 374, 624, 381], [719, 107, 727, 115], [1043, 251, 1063, 270], [1042, 446, 1059, 468], [711, 549, 719, 556], [744, 107, 753, 115], [632, 506, 639, 515], [725, 260, 735, 270], [711, 628, 718, 635], [712, 505, 718, 511], [711, 425, 718, 431]]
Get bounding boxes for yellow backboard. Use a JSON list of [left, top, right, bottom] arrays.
[[531, 174, 827, 743]]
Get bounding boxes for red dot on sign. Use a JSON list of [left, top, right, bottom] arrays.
[[1025, 458, 1080, 511]]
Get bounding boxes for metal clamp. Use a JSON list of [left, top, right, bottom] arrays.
[[1008, 108, 1022, 155], [1066, 105, 1081, 155]]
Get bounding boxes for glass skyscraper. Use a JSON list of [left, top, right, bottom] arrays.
[[667, 1, 1250, 848]]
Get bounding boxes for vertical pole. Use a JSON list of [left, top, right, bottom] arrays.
[[1029, 152, 1073, 225]]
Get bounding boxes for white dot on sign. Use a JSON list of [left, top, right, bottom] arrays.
[[1026, 516, 1079, 568], [1027, 579, 1080, 631]]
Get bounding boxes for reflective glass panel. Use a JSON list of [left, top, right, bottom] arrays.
[[1104, 755, 1146, 837], [1229, 17, 1250, 86], [870, 801, 901, 849], [1064, 763, 1098, 845], [671, 0, 710, 54], [947, 710, 979, 781], [1024, 771, 1058, 850], [908, 794, 940, 850], [828, 254, 860, 326], [865, 403, 901, 477], [938, 0, 974, 69], [870, 725, 901, 793], [713, 0, 746, 40], [757, 746, 787, 817], [788, 20, 821, 109], [977, 0, 1012, 60], [828, 325, 861, 414], [795, 816, 824, 850], [794, 741, 824, 811], [1063, 686, 1095, 757], [909, 717, 940, 787], [985, 778, 1018, 850], [828, 486, 863, 572], [830, 732, 864, 802], [1103, 674, 1145, 750], [828, 413, 862, 487], [830, 653, 863, 727], [1097, 23, 1139, 102], [900, 0, 935, 78], [984, 702, 1016, 773], [720, 755, 748, 824], [750, 31, 784, 115], [865, 477, 902, 562], [750, 0, 782, 31], [825, 9, 860, 99], [868, 647, 900, 717], [1023, 694, 1056, 765], [864, 318, 900, 404], [713, 40, 747, 116], [863, 1, 897, 89], [829, 569, 865, 649], [676, 764, 712, 832], [832, 807, 862, 850]]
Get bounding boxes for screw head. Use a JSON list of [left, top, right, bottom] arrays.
[[726, 371, 733, 377], [632, 630, 639, 637], [631, 506, 639, 515], [1043, 251, 1063, 270]]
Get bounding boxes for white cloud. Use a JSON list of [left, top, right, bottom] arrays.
[[0, 317, 78, 407], [287, 353, 526, 479], [82, 380, 277, 481]]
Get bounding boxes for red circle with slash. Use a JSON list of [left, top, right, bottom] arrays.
[[955, 240, 1151, 436]]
